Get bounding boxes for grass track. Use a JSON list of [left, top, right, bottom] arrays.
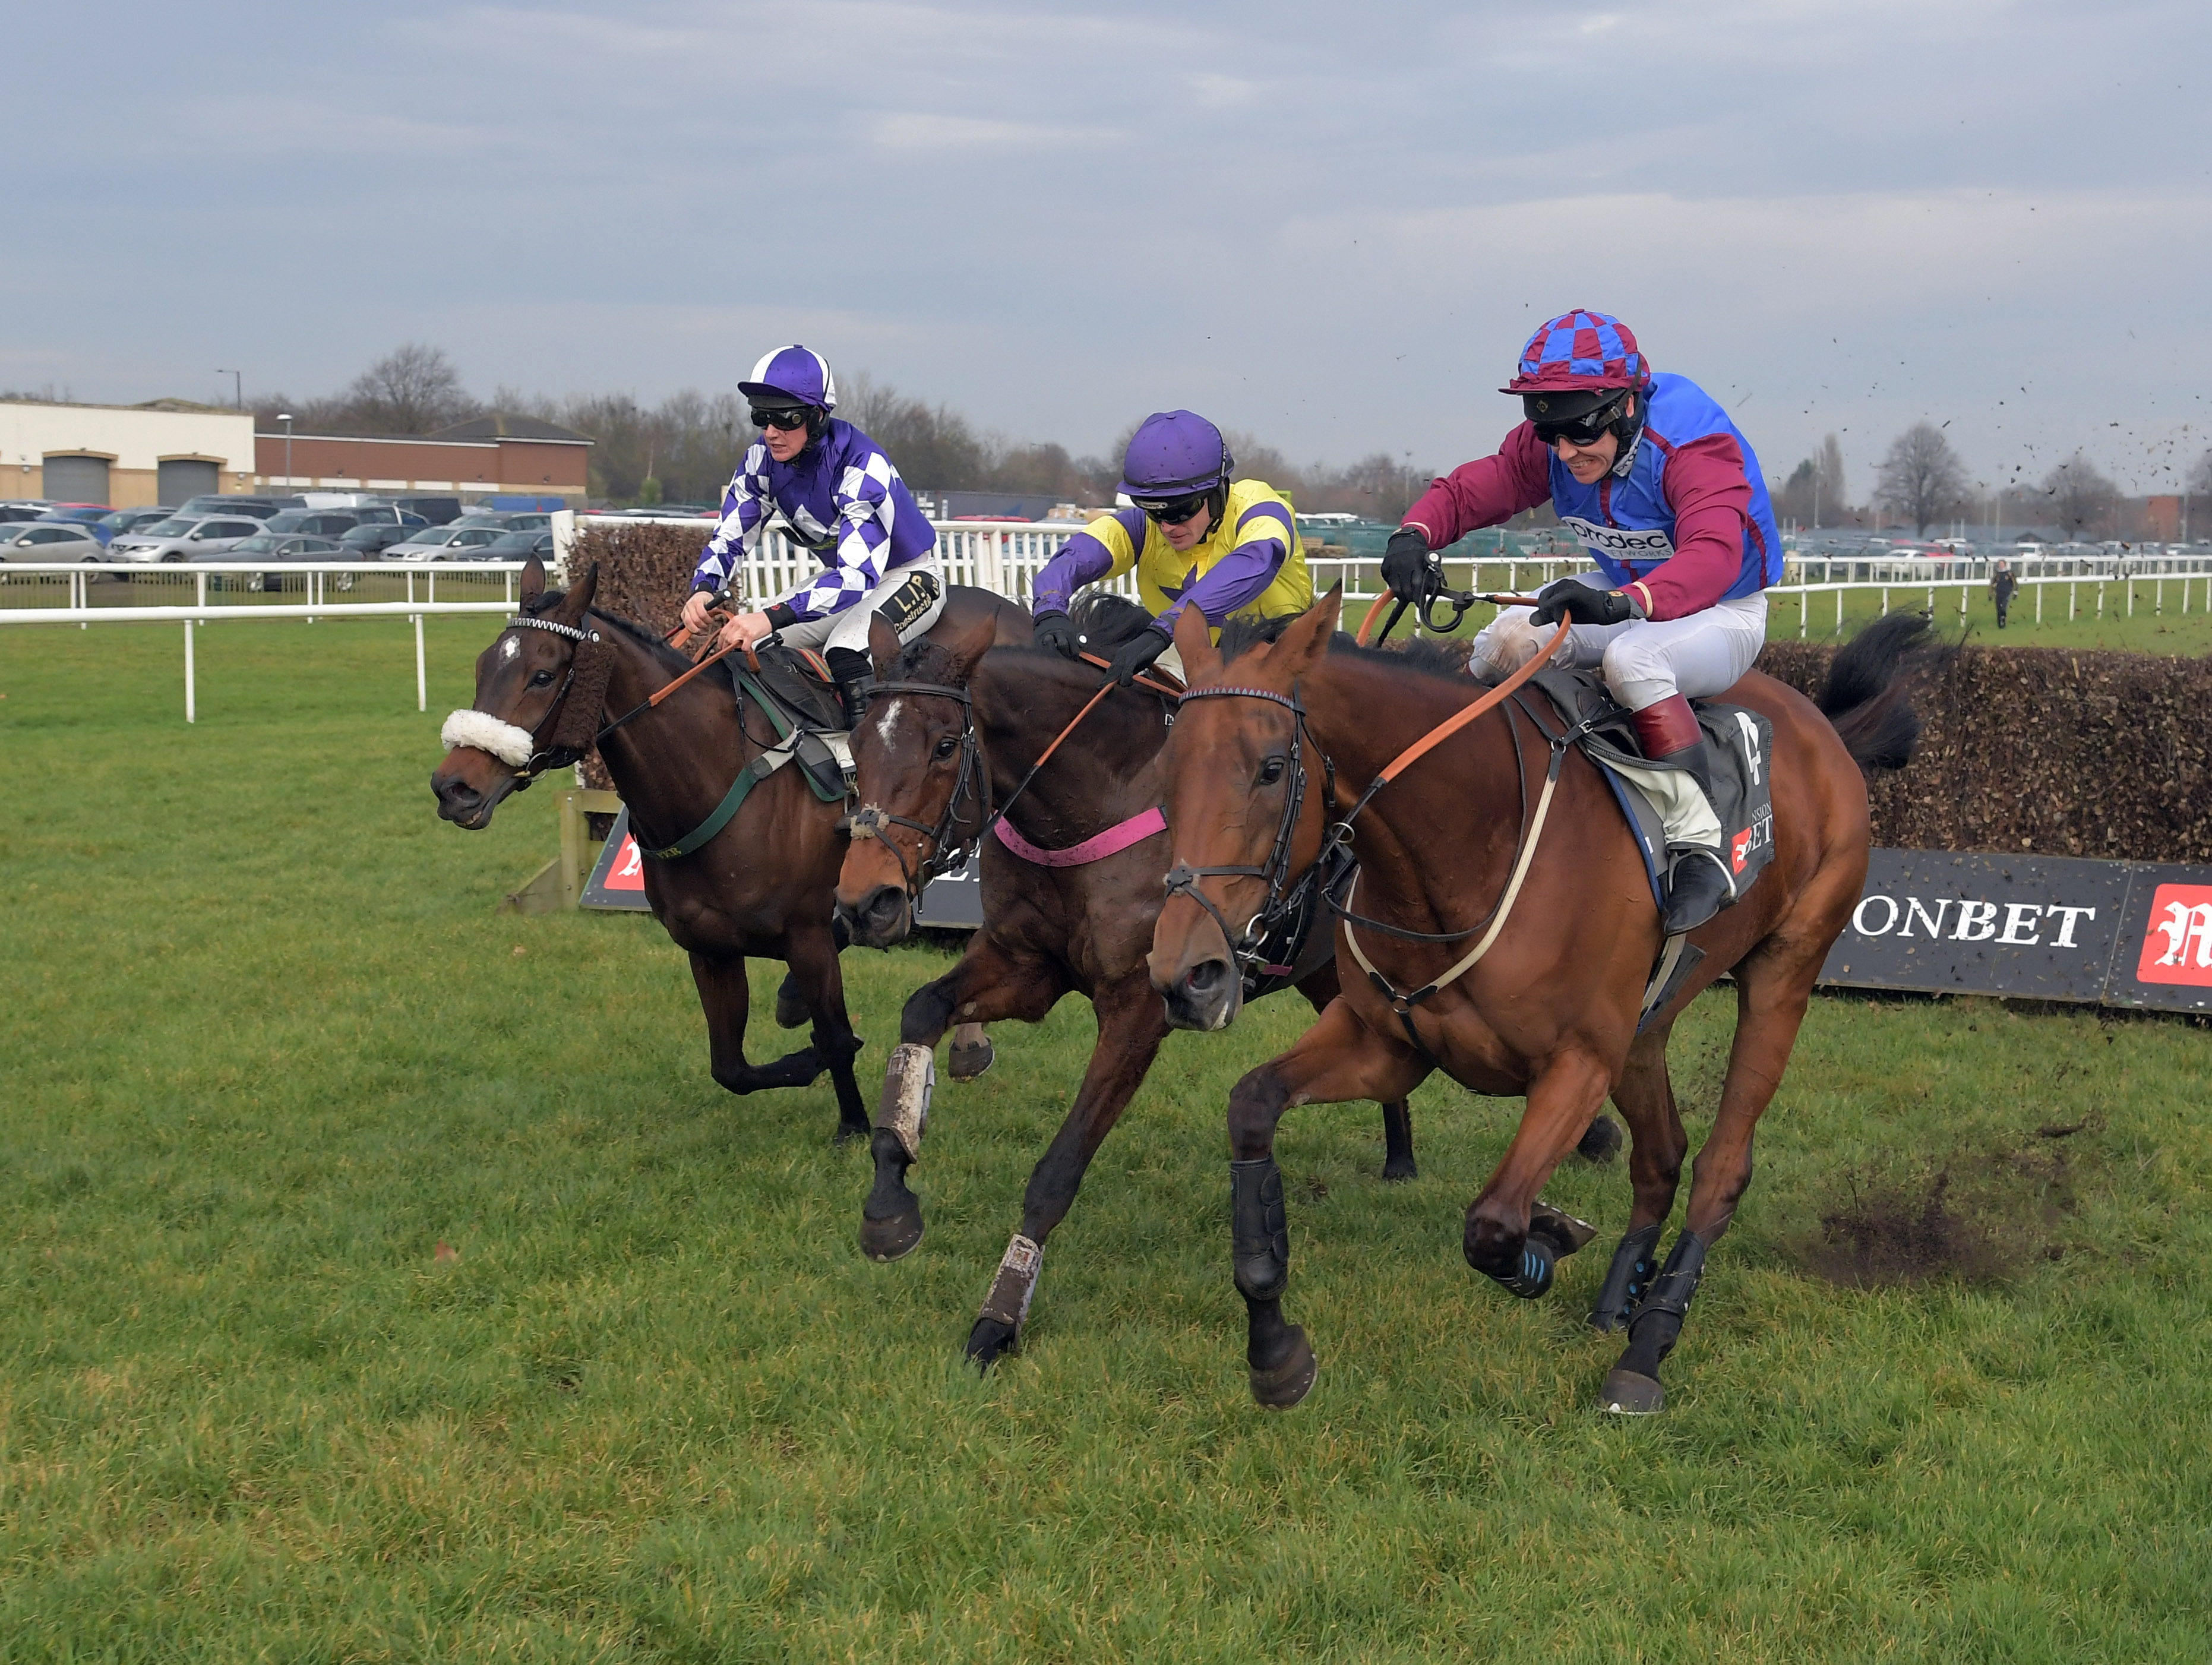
[[2, 617, 2209, 1661]]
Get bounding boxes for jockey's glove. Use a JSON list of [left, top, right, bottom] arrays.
[[1380, 527, 1438, 603], [1032, 611, 1079, 659], [1107, 623, 1173, 687], [1530, 579, 1635, 628]]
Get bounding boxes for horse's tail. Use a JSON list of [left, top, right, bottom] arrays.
[[1815, 611, 1944, 777]]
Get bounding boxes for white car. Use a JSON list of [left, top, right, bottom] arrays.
[[0, 522, 108, 565], [106, 515, 268, 564]]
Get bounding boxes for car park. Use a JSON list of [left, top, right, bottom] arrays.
[[207, 532, 349, 592], [106, 515, 268, 563], [385, 523, 507, 561], [0, 522, 108, 567], [481, 529, 557, 562], [334, 522, 425, 560]]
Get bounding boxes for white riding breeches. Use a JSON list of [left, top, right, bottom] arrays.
[[773, 554, 947, 656], [1467, 573, 1768, 855]]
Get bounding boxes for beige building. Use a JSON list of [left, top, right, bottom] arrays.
[[0, 398, 258, 508]]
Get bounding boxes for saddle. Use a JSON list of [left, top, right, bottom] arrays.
[[732, 642, 851, 804]]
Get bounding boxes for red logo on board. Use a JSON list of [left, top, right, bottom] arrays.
[[606, 834, 644, 891], [2137, 883, 2212, 987]]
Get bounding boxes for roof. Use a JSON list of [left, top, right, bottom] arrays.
[[428, 412, 593, 446]]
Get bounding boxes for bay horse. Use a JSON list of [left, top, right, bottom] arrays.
[[1147, 589, 1927, 1413], [835, 595, 1447, 1372], [431, 556, 1030, 1140]]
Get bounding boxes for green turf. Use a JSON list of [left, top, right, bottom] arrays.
[[3, 617, 2209, 1661]]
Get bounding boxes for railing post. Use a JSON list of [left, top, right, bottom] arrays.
[[416, 612, 427, 712], [184, 618, 195, 723]]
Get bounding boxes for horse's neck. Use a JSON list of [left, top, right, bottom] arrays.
[[974, 656, 1167, 834], [589, 625, 747, 835], [1308, 657, 1525, 931]]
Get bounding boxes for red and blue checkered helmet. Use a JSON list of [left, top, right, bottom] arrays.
[[1503, 309, 1651, 396]]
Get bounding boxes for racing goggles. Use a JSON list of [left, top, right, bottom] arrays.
[[1138, 491, 1213, 526], [750, 405, 813, 432], [1531, 395, 1629, 448]]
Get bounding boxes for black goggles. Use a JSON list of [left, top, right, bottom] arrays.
[[750, 405, 813, 432], [1139, 491, 1213, 525], [1532, 397, 1628, 448]]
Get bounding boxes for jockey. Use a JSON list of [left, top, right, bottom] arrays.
[[680, 345, 944, 728], [1028, 410, 1313, 685], [1380, 309, 1782, 934]]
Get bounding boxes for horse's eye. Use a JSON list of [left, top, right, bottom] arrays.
[[529, 669, 555, 688], [1257, 757, 1287, 787], [933, 735, 959, 761]]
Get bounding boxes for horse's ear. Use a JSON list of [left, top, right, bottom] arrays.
[[868, 615, 902, 680], [520, 556, 545, 607], [1174, 603, 1221, 684], [552, 560, 598, 624], [944, 611, 1000, 683], [1269, 585, 1343, 682]]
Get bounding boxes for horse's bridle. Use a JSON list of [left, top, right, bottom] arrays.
[[842, 677, 994, 897], [500, 613, 609, 781], [1161, 682, 1337, 996]]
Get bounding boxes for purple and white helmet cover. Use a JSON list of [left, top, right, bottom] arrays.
[[739, 344, 839, 411]]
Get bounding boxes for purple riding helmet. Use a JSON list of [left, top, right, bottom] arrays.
[[1120, 409, 1235, 538], [740, 345, 839, 443]]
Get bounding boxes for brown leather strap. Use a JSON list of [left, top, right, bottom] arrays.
[[1370, 619, 1570, 786]]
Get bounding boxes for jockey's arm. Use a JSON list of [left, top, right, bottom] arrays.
[[1400, 424, 1554, 548], [1163, 499, 1293, 628], [758, 457, 899, 632], [1628, 433, 1754, 621], [1031, 510, 1140, 618], [684, 454, 772, 631]]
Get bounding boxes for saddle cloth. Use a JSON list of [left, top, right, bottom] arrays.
[[1524, 670, 1776, 911], [735, 644, 851, 802]]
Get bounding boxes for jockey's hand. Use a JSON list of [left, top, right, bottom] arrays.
[[1032, 611, 1079, 659], [1380, 526, 1439, 604], [714, 609, 775, 656], [1107, 623, 1172, 687], [1529, 579, 1633, 628], [681, 589, 719, 635]]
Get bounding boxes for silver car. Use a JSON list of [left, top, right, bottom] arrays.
[[106, 515, 269, 564], [207, 532, 350, 593], [0, 522, 108, 565], [385, 523, 507, 562]]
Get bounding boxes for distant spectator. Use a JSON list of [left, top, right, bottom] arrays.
[[1991, 558, 2018, 628]]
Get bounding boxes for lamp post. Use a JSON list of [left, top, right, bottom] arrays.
[[279, 413, 294, 491], [216, 368, 242, 410]]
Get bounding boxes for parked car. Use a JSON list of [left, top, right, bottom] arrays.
[[480, 529, 557, 562], [385, 523, 507, 561], [209, 532, 349, 592], [33, 504, 116, 544], [107, 515, 268, 563], [387, 495, 462, 526], [0, 504, 48, 525], [175, 494, 303, 520], [347, 506, 426, 529], [335, 522, 426, 560], [0, 522, 108, 567], [97, 507, 178, 543], [264, 509, 361, 536]]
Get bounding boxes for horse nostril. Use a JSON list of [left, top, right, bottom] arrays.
[[1186, 958, 1229, 995]]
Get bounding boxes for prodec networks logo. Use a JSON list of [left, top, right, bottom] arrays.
[[2138, 883, 2212, 988]]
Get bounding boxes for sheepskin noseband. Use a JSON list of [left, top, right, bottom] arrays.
[[441, 708, 536, 768]]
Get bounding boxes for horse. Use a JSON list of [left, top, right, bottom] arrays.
[[832, 594, 1446, 1372], [431, 556, 1031, 1141], [1146, 589, 1929, 1413]]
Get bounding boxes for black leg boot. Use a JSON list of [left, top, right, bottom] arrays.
[[826, 646, 873, 731]]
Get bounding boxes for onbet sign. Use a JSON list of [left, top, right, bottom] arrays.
[[2137, 884, 2212, 987]]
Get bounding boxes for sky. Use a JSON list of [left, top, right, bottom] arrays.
[[8, 0, 2211, 503]]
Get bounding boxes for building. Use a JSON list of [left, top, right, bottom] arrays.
[[254, 412, 592, 506], [0, 398, 257, 507]]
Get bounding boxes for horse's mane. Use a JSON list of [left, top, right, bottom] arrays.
[[523, 585, 739, 694], [1215, 615, 1471, 683]]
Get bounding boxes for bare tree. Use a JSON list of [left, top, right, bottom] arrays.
[[1875, 422, 1970, 536], [2039, 453, 2119, 542]]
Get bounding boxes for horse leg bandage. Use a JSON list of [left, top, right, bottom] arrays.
[[1230, 1157, 1291, 1301], [876, 1042, 935, 1161], [440, 709, 535, 769], [978, 1233, 1042, 1331]]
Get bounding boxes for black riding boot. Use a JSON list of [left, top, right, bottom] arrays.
[[826, 646, 873, 731]]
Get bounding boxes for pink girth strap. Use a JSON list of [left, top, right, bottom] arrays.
[[993, 805, 1167, 868]]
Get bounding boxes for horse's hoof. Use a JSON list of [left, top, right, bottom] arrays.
[[861, 1205, 924, 1262], [1249, 1326, 1318, 1410], [1380, 1154, 1418, 1183], [1600, 1369, 1667, 1416], [835, 1120, 871, 1147], [947, 1035, 994, 1082], [965, 1315, 1019, 1372], [773, 974, 808, 1030], [1576, 1114, 1623, 1165]]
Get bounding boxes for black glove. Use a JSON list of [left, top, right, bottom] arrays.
[[1529, 579, 1634, 628], [1380, 526, 1438, 604], [1107, 624, 1173, 686], [1032, 611, 1079, 659]]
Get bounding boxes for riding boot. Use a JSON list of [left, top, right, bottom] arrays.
[[1630, 695, 1734, 936], [826, 646, 873, 731]]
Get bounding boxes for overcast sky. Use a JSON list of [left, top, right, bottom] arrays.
[[10, 0, 2210, 501]]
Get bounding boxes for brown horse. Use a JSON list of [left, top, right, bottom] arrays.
[[833, 595, 1434, 1372], [431, 557, 1029, 1140], [1147, 589, 1927, 1413]]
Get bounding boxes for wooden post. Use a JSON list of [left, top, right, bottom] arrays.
[[559, 790, 586, 909]]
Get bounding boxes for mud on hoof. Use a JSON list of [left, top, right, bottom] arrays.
[[1249, 1325, 1318, 1410], [947, 1034, 995, 1082], [1575, 1113, 1624, 1165], [1600, 1367, 1666, 1416], [860, 1202, 924, 1262], [965, 1315, 1019, 1372], [773, 971, 808, 1030]]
